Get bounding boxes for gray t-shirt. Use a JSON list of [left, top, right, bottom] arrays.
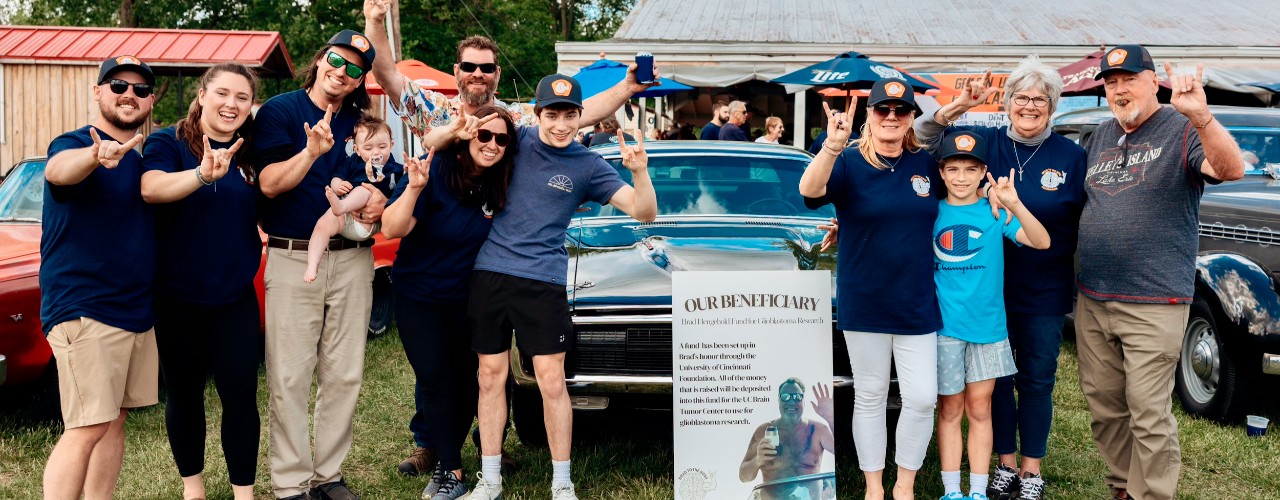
[[474, 126, 627, 285], [1079, 106, 1209, 303]]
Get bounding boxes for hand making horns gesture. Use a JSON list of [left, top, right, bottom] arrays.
[[89, 128, 144, 169]]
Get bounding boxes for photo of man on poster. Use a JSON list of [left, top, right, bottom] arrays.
[[739, 378, 837, 499]]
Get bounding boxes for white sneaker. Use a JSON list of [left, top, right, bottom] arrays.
[[463, 472, 502, 500], [551, 482, 578, 500]]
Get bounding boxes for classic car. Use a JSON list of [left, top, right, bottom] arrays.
[[506, 141, 850, 445], [1053, 106, 1280, 422], [0, 156, 400, 416]]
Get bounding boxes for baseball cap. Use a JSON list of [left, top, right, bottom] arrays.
[[867, 77, 921, 114], [534, 74, 583, 110], [327, 29, 376, 69], [98, 55, 155, 87], [938, 131, 987, 164], [1095, 44, 1156, 80]]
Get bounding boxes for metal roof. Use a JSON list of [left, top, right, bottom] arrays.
[[0, 26, 295, 77], [614, 0, 1280, 46]]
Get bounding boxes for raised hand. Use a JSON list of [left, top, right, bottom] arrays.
[[202, 135, 243, 182], [363, 0, 390, 23], [810, 382, 835, 426], [623, 62, 662, 93], [1165, 62, 1210, 123], [617, 130, 647, 172], [89, 128, 143, 169], [951, 70, 997, 113], [822, 100, 856, 147], [817, 218, 838, 252], [305, 105, 335, 159], [404, 148, 433, 190], [987, 168, 1023, 208], [449, 109, 498, 141]]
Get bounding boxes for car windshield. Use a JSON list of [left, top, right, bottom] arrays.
[[581, 155, 836, 219], [1229, 128, 1280, 177], [0, 159, 46, 222]]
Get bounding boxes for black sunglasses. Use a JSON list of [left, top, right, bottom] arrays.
[[103, 79, 153, 98], [325, 51, 366, 79], [476, 129, 510, 147], [458, 61, 498, 74], [872, 104, 914, 118]]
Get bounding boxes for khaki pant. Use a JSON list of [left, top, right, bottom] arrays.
[[45, 317, 158, 428], [1075, 293, 1188, 500], [264, 245, 373, 498]]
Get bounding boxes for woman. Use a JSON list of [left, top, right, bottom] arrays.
[[139, 63, 261, 500], [914, 55, 1086, 500], [799, 77, 941, 500], [755, 116, 785, 144], [381, 105, 516, 500]]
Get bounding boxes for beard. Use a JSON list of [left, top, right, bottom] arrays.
[[100, 99, 148, 130], [457, 76, 495, 107]]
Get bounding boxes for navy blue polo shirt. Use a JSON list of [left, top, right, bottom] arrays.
[[252, 89, 363, 240], [804, 147, 943, 334], [337, 154, 404, 197], [142, 127, 261, 305], [699, 122, 722, 140], [385, 153, 492, 303], [41, 125, 155, 334]]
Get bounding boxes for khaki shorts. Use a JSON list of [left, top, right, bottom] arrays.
[[45, 317, 158, 428]]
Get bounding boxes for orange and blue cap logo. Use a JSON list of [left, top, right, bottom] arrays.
[[552, 79, 573, 97], [955, 135, 976, 152], [351, 35, 370, 52], [116, 56, 140, 65], [1107, 49, 1128, 66], [885, 82, 906, 98]]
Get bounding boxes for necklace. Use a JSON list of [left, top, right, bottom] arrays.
[[876, 152, 903, 172], [1011, 140, 1045, 181]]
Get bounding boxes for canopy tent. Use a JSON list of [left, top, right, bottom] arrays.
[[366, 59, 456, 96]]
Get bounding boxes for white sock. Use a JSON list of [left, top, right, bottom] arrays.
[[970, 472, 989, 497], [942, 470, 961, 494], [481, 454, 502, 483], [552, 459, 572, 487]]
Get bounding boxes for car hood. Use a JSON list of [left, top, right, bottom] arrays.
[[0, 224, 42, 281], [567, 217, 837, 306], [1202, 175, 1280, 209]]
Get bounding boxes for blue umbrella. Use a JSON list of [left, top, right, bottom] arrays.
[[1243, 82, 1280, 93], [574, 59, 694, 99], [772, 51, 937, 92]]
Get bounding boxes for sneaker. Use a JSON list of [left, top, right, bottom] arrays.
[[430, 471, 469, 500], [939, 493, 965, 500], [1110, 486, 1129, 499], [987, 464, 1021, 500], [399, 447, 439, 476], [422, 464, 448, 498], [1018, 473, 1045, 500], [311, 479, 359, 500], [463, 472, 502, 500], [551, 483, 578, 500]]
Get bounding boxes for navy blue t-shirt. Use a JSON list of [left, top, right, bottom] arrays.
[[41, 125, 155, 334], [142, 127, 261, 305], [338, 153, 405, 198], [386, 153, 492, 303], [700, 122, 722, 140], [804, 147, 943, 334], [252, 90, 363, 239], [719, 123, 749, 141], [928, 126, 1086, 315]]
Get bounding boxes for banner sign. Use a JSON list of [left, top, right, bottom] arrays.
[[673, 270, 836, 500], [926, 72, 1013, 128]]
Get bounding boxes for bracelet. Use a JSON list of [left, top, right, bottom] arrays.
[[822, 144, 843, 155], [1194, 116, 1213, 129], [195, 168, 213, 186]]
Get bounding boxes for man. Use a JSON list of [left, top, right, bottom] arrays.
[[1076, 44, 1244, 500], [738, 379, 836, 500], [700, 101, 729, 140], [40, 55, 156, 500], [424, 74, 657, 500], [719, 101, 750, 141], [252, 29, 385, 500]]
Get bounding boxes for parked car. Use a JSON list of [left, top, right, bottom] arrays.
[[1053, 106, 1280, 422], [506, 141, 853, 445], [0, 156, 400, 414]]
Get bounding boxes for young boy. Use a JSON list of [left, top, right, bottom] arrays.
[[932, 131, 1051, 500], [304, 116, 403, 282]]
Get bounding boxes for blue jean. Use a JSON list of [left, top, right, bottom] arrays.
[[991, 313, 1064, 459]]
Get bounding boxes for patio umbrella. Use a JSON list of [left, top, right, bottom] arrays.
[[1243, 82, 1280, 93], [366, 59, 457, 96], [573, 59, 693, 99], [771, 51, 937, 92]]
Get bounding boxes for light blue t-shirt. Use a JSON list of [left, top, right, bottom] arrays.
[[473, 126, 627, 285], [933, 198, 1023, 343]]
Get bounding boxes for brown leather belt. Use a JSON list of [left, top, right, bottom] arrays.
[[266, 236, 374, 252]]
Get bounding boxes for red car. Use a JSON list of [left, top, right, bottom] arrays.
[[0, 156, 399, 400]]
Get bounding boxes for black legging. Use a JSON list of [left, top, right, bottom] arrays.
[[154, 289, 262, 486], [395, 293, 479, 472]]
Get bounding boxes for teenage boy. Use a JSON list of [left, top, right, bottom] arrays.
[[426, 74, 657, 500], [932, 131, 1050, 500]]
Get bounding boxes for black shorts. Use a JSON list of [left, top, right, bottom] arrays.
[[468, 270, 573, 356]]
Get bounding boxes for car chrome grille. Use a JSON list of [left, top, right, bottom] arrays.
[[569, 326, 852, 377], [1200, 222, 1279, 246]]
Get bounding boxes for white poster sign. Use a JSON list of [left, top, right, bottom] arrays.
[[673, 270, 836, 500]]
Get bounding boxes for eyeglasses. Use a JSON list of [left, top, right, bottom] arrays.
[[458, 61, 498, 74], [476, 129, 510, 146], [1012, 94, 1051, 108], [103, 79, 153, 98], [325, 51, 366, 79], [779, 393, 804, 403], [872, 104, 914, 118]]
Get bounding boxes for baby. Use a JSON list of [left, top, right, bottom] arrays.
[[304, 116, 404, 282]]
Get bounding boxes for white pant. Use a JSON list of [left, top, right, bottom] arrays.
[[845, 330, 938, 471]]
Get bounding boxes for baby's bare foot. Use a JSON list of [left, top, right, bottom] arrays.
[[325, 187, 343, 216]]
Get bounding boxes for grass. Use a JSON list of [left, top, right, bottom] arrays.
[[1, 332, 1277, 499]]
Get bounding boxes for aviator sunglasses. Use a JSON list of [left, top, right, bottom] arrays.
[[458, 61, 498, 74], [476, 129, 510, 146], [325, 51, 366, 79], [103, 79, 153, 98], [872, 103, 914, 118]]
